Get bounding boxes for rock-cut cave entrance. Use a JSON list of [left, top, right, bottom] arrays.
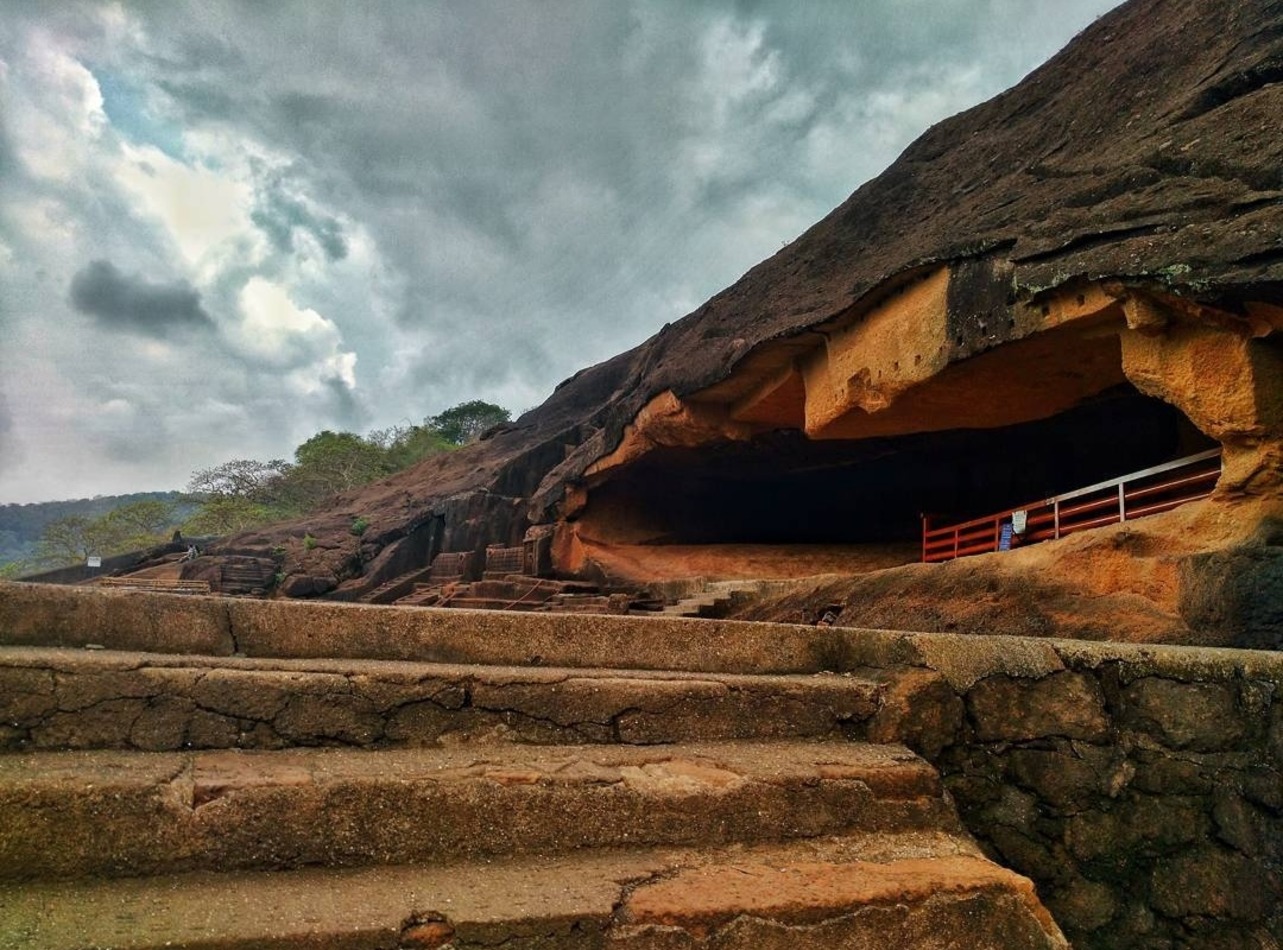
[[574, 383, 1215, 574]]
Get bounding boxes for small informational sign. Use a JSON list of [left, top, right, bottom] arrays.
[[86, 556, 102, 568], [998, 523, 1015, 551], [1011, 510, 1028, 534]]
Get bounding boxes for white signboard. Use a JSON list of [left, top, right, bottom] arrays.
[[1011, 510, 1028, 534], [86, 556, 102, 568]]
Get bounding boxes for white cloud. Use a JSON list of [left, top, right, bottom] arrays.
[[10, 34, 107, 183], [112, 142, 256, 270], [699, 18, 782, 118], [802, 62, 990, 195], [235, 276, 352, 377], [6, 196, 77, 246], [288, 351, 357, 395], [679, 17, 794, 192]]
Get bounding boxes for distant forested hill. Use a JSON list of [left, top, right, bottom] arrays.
[[0, 491, 192, 567]]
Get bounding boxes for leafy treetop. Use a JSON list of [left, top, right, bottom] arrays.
[[424, 400, 511, 445], [179, 399, 510, 537]]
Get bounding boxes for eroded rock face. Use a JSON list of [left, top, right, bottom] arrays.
[[725, 500, 1283, 650], [1121, 322, 1283, 491], [212, 0, 1283, 637]]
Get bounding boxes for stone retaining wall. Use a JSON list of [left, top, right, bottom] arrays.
[[864, 638, 1283, 949]]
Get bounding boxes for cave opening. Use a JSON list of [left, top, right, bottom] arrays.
[[578, 383, 1215, 550]]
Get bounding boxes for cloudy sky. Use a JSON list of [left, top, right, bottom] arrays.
[[0, 0, 1121, 504]]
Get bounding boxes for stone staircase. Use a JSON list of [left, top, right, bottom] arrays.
[[658, 580, 783, 619], [0, 584, 1067, 949], [359, 565, 440, 606], [211, 557, 275, 596], [358, 552, 477, 607], [394, 576, 632, 616]]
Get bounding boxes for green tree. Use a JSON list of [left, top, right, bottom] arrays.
[[95, 500, 178, 551], [182, 496, 279, 536], [272, 430, 389, 513], [0, 559, 36, 580], [368, 423, 453, 470], [187, 458, 289, 502], [177, 401, 510, 537], [0, 492, 192, 570], [35, 500, 182, 567], [424, 400, 511, 445], [35, 515, 116, 566], [294, 431, 387, 487]]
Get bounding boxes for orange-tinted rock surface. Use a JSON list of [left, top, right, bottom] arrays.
[[205, 0, 1283, 645]]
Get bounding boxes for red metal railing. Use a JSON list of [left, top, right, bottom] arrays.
[[921, 448, 1222, 564]]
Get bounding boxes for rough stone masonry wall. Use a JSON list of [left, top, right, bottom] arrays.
[[866, 637, 1283, 950]]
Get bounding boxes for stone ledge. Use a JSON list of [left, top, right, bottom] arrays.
[[0, 646, 883, 752], [0, 834, 1064, 950], [0, 583, 234, 657], [0, 741, 952, 881], [4, 583, 1281, 686]]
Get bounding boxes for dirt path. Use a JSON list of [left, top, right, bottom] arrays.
[[581, 541, 919, 583]]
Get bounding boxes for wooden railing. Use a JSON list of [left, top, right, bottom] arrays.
[[922, 448, 1222, 564]]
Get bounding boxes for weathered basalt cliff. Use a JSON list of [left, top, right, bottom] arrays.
[[210, 0, 1283, 644]]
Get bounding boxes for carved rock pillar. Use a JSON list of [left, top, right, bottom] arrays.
[[1121, 318, 1283, 495]]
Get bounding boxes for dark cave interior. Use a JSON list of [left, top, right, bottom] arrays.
[[580, 384, 1215, 546]]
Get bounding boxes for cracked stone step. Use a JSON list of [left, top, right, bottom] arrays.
[[0, 583, 862, 675], [0, 740, 960, 881], [0, 647, 884, 751], [0, 833, 1068, 949]]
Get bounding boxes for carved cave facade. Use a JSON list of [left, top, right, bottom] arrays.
[[544, 268, 1282, 582]]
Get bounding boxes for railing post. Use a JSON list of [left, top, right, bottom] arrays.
[[953, 528, 959, 561], [1119, 482, 1127, 523], [1054, 499, 1060, 539]]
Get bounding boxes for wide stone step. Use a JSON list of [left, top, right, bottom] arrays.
[[0, 741, 957, 881], [0, 647, 882, 751], [2, 583, 872, 675], [0, 833, 1068, 949]]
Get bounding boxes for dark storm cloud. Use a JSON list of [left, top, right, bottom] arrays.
[[321, 375, 368, 430], [250, 170, 347, 261], [148, 4, 702, 221], [134, 1, 1119, 374], [68, 260, 213, 336], [169, 29, 246, 71]]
